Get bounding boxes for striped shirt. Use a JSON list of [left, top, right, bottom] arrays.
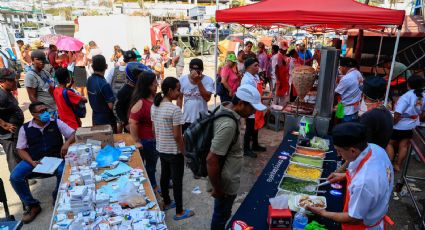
[[151, 101, 184, 154]]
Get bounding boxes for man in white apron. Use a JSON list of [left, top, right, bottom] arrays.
[[308, 123, 394, 230]]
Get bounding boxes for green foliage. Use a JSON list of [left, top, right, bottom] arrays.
[[22, 21, 38, 28], [45, 7, 73, 20]]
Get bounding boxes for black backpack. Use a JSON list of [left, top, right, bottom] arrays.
[[184, 106, 239, 178]]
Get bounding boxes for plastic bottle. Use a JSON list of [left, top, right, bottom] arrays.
[[299, 116, 307, 138], [293, 208, 308, 230]]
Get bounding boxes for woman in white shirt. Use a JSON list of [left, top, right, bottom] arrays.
[[387, 75, 425, 171]]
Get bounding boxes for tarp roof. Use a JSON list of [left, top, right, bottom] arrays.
[[216, 0, 405, 29], [347, 16, 425, 37]]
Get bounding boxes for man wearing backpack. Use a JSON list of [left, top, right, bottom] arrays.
[[106, 50, 141, 96], [53, 68, 87, 130], [24, 50, 56, 111], [207, 84, 266, 230]]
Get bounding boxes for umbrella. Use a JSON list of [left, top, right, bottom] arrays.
[[56, 36, 84, 51], [40, 34, 65, 45]]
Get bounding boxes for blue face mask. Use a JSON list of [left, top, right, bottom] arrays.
[[39, 111, 51, 123]]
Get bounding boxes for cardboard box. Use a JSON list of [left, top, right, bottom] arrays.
[[76, 125, 114, 147]]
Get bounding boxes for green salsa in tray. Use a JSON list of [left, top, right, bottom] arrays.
[[278, 176, 318, 195], [291, 154, 324, 168]]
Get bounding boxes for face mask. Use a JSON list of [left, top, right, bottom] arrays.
[[39, 111, 51, 123]]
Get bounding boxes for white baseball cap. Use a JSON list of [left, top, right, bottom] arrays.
[[236, 84, 267, 111]]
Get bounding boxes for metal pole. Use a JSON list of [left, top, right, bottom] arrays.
[[213, 0, 219, 108], [375, 34, 384, 76], [384, 29, 401, 107]]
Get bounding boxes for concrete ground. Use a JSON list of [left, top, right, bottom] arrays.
[[0, 55, 422, 229]]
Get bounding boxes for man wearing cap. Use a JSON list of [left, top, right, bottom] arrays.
[[106, 50, 141, 96], [0, 68, 24, 172], [359, 76, 393, 149], [177, 58, 214, 131], [207, 84, 266, 230], [87, 55, 117, 132], [114, 62, 152, 133], [24, 50, 56, 111], [219, 53, 239, 102], [171, 41, 184, 78], [241, 58, 267, 157], [308, 122, 394, 230], [335, 57, 363, 122]]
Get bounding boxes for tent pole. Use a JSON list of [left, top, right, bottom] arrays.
[[213, 24, 220, 109], [213, 0, 220, 108], [375, 33, 384, 76], [384, 28, 401, 107]]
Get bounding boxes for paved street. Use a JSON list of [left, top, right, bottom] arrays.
[[0, 56, 423, 229]]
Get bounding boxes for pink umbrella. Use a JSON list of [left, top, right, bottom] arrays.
[[56, 36, 84, 51]]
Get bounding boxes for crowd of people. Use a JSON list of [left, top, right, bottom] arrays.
[[0, 36, 424, 229], [0, 37, 268, 229]]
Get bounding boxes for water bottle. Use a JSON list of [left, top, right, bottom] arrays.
[[299, 116, 307, 138], [293, 208, 308, 230]]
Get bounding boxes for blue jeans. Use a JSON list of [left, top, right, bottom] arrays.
[[10, 160, 65, 207], [140, 139, 158, 188], [342, 112, 359, 123], [211, 194, 237, 230]]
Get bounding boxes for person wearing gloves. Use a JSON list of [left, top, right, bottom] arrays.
[[308, 122, 394, 230]]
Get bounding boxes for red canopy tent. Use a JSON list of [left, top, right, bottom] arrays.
[[214, 0, 406, 106], [215, 0, 405, 28]]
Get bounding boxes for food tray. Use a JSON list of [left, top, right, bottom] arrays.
[[290, 153, 324, 169], [295, 146, 326, 158], [285, 162, 323, 182], [295, 195, 327, 210], [277, 175, 319, 195]]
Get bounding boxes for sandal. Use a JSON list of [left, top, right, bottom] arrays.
[[163, 201, 176, 211], [173, 209, 194, 221]]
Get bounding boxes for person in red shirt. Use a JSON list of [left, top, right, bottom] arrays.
[[128, 71, 159, 191], [53, 68, 87, 129]]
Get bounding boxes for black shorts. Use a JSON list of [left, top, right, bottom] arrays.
[[390, 129, 413, 141]]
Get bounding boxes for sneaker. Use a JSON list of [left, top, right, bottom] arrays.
[[22, 205, 41, 224], [244, 150, 257, 158], [252, 145, 267, 152]]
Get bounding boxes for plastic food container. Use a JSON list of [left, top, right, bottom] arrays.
[[285, 162, 323, 181], [290, 153, 324, 168], [278, 176, 319, 195], [295, 146, 326, 158], [295, 195, 327, 210]]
